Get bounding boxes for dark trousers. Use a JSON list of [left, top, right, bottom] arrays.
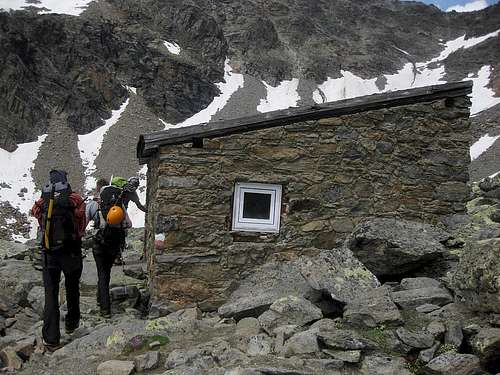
[[42, 251, 83, 345], [92, 246, 117, 313]]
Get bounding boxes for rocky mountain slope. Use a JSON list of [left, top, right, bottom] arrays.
[[0, 0, 499, 241]]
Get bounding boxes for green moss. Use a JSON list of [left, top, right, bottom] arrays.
[[121, 334, 169, 355], [435, 343, 458, 356], [343, 267, 374, 279], [362, 326, 391, 354], [105, 330, 126, 348], [145, 317, 175, 332], [406, 359, 426, 375]]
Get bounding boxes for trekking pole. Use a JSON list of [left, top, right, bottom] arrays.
[[44, 185, 55, 250]]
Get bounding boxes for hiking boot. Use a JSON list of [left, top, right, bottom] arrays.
[[65, 321, 79, 335], [42, 339, 61, 353]]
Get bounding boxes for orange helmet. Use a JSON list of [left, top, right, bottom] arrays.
[[106, 205, 125, 225]]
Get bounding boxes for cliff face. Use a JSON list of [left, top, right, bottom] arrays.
[[1, 0, 499, 149]]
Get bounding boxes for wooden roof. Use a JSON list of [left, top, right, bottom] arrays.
[[138, 81, 472, 163]]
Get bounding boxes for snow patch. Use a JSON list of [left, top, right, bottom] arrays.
[[0, 134, 47, 215], [0, 134, 47, 241], [467, 65, 500, 115], [257, 79, 300, 112], [429, 29, 500, 64], [0, 0, 94, 15], [78, 99, 129, 193], [126, 165, 147, 228], [447, 0, 489, 13], [126, 86, 137, 95], [470, 134, 500, 161], [164, 41, 181, 55], [163, 59, 244, 130]]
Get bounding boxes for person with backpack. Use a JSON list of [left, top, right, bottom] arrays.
[[122, 176, 147, 214], [30, 170, 86, 351], [86, 182, 130, 318]]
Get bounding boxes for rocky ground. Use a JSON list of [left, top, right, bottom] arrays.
[[0, 180, 499, 374]]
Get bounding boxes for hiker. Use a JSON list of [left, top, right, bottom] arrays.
[[30, 169, 86, 351], [86, 182, 130, 318], [110, 175, 147, 265], [122, 176, 147, 213]]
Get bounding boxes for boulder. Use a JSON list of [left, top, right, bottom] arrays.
[[258, 296, 322, 334], [0, 239, 30, 260], [391, 287, 452, 309], [452, 238, 500, 313], [97, 360, 135, 375], [360, 355, 412, 375], [400, 277, 443, 290], [236, 318, 261, 336], [0, 347, 23, 370], [134, 351, 160, 372], [323, 349, 361, 363], [469, 327, 500, 373], [272, 325, 299, 355], [344, 287, 402, 328], [444, 322, 463, 348], [246, 334, 272, 357], [317, 329, 375, 351], [27, 286, 45, 317], [427, 321, 446, 341], [165, 348, 213, 370], [395, 328, 434, 349], [418, 341, 440, 363], [297, 248, 380, 304], [423, 353, 481, 375], [218, 260, 319, 319], [281, 330, 319, 357], [219, 248, 379, 319], [346, 218, 449, 277], [0, 260, 44, 317]]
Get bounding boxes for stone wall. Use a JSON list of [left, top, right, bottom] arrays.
[[145, 96, 471, 311]]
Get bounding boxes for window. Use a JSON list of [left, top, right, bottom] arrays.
[[232, 182, 282, 233]]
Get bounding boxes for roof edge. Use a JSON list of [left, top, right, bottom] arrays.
[[138, 81, 472, 162]]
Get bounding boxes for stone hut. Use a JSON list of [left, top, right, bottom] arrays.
[[137, 81, 472, 312]]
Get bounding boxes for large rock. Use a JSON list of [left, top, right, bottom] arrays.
[[0, 347, 23, 370], [281, 330, 319, 357], [391, 287, 453, 309], [0, 240, 29, 260], [317, 329, 375, 351], [400, 277, 443, 290], [395, 328, 434, 349], [346, 218, 449, 277], [134, 351, 160, 372], [423, 353, 481, 375], [219, 248, 379, 319], [97, 360, 135, 375], [297, 248, 380, 304], [258, 296, 322, 334], [218, 260, 319, 319], [469, 327, 500, 373], [360, 355, 412, 375], [0, 260, 44, 317], [344, 287, 402, 328], [452, 238, 500, 313]]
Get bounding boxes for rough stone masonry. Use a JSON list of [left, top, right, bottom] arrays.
[[139, 82, 472, 312]]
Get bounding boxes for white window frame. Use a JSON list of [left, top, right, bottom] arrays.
[[232, 182, 282, 233]]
